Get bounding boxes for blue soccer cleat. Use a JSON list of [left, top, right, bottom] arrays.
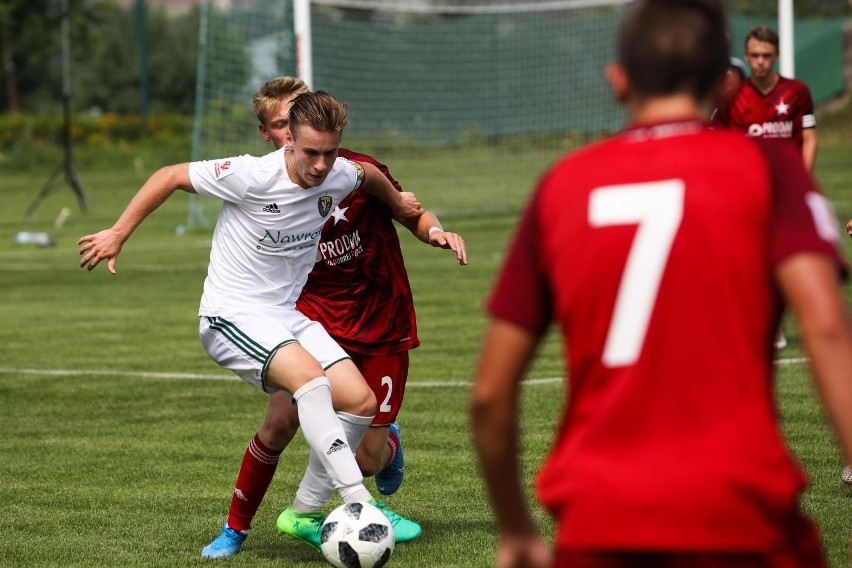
[[201, 521, 248, 559], [375, 421, 405, 495]]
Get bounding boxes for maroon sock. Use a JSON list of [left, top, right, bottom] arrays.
[[226, 434, 281, 532], [383, 429, 399, 469]]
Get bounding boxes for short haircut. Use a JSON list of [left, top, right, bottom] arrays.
[[288, 91, 348, 139], [745, 25, 779, 51], [252, 76, 310, 124], [617, 0, 729, 100]]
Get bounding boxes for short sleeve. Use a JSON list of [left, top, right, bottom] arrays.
[[756, 139, 844, 273], [486, 189, 552, 336], [800, 84, 816, 129], [339, 158, 366, 192], [189, 154, 253, 202]]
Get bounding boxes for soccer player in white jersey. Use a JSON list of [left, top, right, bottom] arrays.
[[77, 91, 424, 551]]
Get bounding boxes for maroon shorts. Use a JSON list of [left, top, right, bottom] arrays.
[[554, 504, 826, 568], [553, 550, 826, 568], [349, 351, 409, 426]]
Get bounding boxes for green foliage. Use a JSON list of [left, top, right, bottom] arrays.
[[0, 112, 192, 147], [0, 1, 200, 115], [143, 6, 201, 115], [0, 113, 193, 172], [0, 0, 59, 113]]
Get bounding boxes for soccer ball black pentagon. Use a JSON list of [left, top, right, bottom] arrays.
[[320, 501, 394, 568]]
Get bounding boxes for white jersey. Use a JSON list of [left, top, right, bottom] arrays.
[[188, 147, 365, 314]]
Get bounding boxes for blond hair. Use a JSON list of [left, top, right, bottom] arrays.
[[288, 91, 348, 139], [252, 76, 310, 124]]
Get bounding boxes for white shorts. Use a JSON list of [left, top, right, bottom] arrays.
[[199, 306, 350, 394]]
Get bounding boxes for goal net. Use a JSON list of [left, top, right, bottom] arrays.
[[188, 0, 629, 229]]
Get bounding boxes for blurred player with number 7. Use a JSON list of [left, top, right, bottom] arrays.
[[471, 0, 852, 566]]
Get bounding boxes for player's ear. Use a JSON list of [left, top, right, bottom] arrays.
[[605, 63, 630, 104], [258, 123, 270, 141]]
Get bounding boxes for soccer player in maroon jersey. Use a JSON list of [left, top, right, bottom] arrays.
[[201, 77, 467, 558], [717, 26, 818, 172], [470, 0, 852, 566]]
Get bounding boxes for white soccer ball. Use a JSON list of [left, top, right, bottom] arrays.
[[320, 501, 395, 568]]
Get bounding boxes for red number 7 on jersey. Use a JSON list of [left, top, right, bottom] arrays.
[[589, 180, 685, 368]]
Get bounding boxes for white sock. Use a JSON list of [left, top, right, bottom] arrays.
[[291, 377, 367, 499], [293, 411, 374, 511]]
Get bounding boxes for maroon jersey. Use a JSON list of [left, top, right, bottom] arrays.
[[296, 149, 419, 356], [488, 121, 843, 551], [717, 76, 815, 148]]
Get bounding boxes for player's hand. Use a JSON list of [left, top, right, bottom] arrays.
[[846, 217, 852, 239], [395, 191, 424, 219], [78, 228, 124, 274], [496, 533, 552, 568], [428, 229, 468, 265]]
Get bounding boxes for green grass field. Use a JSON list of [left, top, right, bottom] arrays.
[[1, 105, 851, 567]]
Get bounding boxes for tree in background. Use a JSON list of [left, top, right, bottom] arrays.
[[0, 0, 58, 114], [0, 0, 200, 116]]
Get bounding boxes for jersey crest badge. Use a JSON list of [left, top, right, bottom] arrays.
[[318, 195, 333, 217], [344, 159, 365, 184]]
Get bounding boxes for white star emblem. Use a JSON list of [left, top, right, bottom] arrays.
[[775, 100, 790, 116], [331, 206, 349, 226]]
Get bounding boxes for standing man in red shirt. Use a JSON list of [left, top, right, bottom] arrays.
[[470, 0, 852, 566], [201, 77, 467, 558], [715, 25, 818, 351], [718, 25, 818, 172]]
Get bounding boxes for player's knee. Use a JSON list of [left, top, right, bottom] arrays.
[[259, 392, 300, 449], [350, 389, 377, 418], [260, 409, 299, 447], [329, 380, 376, 417]]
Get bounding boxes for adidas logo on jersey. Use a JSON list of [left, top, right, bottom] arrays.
[[263, 203, 281, 213], [326, 438, 349, 455]]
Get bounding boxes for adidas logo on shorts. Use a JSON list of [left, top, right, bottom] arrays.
[[327, 438, 348, 455], [263, 202, 281, 213]]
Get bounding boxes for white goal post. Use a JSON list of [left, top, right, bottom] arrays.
[[187, 0, 631, 230]]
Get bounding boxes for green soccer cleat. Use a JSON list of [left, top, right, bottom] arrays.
[[369, 499, 422, 543], [276, 506, 324, 551]]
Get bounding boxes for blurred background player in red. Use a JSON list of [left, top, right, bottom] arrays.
[[727, 56, 747, 88], [709, 56, 746, 123], [470, 0, 852, 566], [202, 76, 467, 558], [716, 25, 818, 172], [715, 26, 818, 350]]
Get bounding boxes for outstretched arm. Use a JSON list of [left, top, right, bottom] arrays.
[[778, 253, 852, 465], [398, 211, 467, 265], [78, 163, 195, 274]]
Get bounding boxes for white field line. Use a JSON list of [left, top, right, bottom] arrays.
[[0, 357, 809, 387]]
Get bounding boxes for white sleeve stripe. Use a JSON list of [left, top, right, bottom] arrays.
[[802, 114, 816, 128]]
